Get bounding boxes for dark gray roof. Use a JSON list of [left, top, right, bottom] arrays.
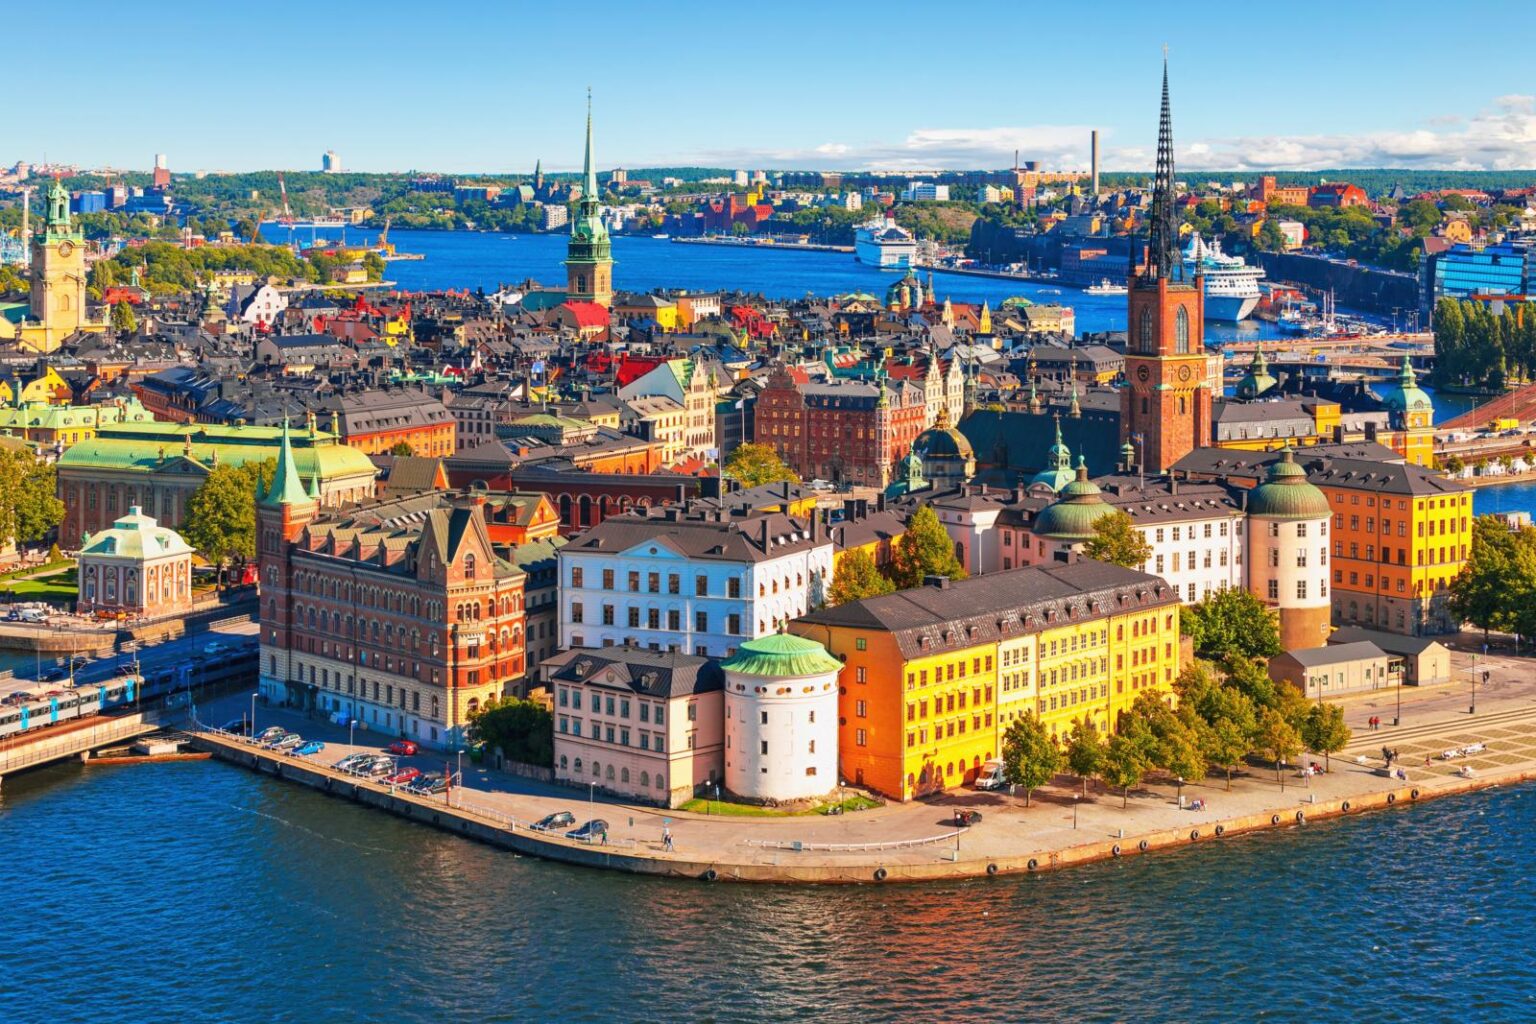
[[959, 408, 1123, 484], [798, 561, 1175, 660], [1329, 627, 1446, 656], [1279, 641, 1386, 667], [563, 507, 824, 563], [541, 646, 723, 698]]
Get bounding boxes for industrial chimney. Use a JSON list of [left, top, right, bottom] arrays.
[[1090, 130, 1100, 196]]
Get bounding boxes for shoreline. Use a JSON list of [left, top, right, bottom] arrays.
[[189, 728, 1528, 884]]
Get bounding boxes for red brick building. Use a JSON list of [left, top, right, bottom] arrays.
[[754, 364, 928, 488], [1308, 183, 1369, 209], [257, 426, 526, 750]]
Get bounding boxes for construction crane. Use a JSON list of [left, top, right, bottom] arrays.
[[376, 215, 394, 257], [276, 173, 295, 226]]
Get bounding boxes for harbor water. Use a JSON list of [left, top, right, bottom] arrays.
[[3, 758, 1529, 1023]]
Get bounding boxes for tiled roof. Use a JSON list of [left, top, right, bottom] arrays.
[[541, 646, 723, 698]]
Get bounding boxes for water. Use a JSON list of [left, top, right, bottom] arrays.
[[280, 225, 1286, 345], [3, 759, 1527, 1023]]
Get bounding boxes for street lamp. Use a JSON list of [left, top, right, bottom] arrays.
[[588, 780, 596, 819], [349, 718, 357, 749], [1073, 793, 1080, 830], [1176, 776, 1184, 808], [1395, 670, 1402, 727], [250, 691, 258, 737], [456, 749, 464, 807]]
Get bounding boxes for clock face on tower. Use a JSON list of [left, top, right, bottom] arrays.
[[1178, 365, 1192, 382], [57, 241, 73, 257], [1136, 365, 1150, 382]]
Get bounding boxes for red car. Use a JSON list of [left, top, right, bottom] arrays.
[[387, 740, 418, 756], [384, 767, 422, 786]]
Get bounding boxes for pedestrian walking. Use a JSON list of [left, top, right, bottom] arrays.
[[663, 826, 674, 853]]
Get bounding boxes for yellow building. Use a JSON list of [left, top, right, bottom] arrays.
[[793, 562, 1183, 800], [613, 294, 679, 331], [0, 367, 70, 407], [0, 179, 108, 354]]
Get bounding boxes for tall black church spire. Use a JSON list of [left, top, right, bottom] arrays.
[[1143, 57, 1179, 283]]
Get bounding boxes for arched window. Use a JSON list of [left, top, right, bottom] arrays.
[[1138, 308, 1154, 352], [463, 553, 476, 578], [640, 771, 650, 789], [621, 767, 630, 783], [1175, 307, 1190, 354], [560, 755, 569, 770]]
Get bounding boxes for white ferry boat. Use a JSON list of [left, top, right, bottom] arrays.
[[855, 217, 917, 269], [1183, 232, 1263, 321], [1085, 279, 1128, 296]]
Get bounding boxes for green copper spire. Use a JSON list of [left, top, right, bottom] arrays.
[[565, 88, 613, 302], [43, 176, 81, 244], [583, 88, 598, 202], [263, 418, 310, 507]]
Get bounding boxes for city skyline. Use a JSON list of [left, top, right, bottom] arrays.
[[15, 0, 1536, 175]]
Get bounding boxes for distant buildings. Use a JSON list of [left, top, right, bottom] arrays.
[[322, 150, 342, 173], [1423, 241, 1530, 312]]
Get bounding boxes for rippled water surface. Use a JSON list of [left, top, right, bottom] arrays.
[[4, 760, 1531, 1024]]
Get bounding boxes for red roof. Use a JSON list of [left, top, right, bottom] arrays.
[[560, 301, 611, 328]]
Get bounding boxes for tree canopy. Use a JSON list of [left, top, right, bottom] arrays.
[[723, 442, 799, 489], [1082, 510, 1152, 569], [1450, 516, 1536, 640], [889, 504, 967, 589], [1000, 711, 1060, 806], [828, 547, 895, 606], [468, 696, 553, 767], [181, 460, 275, 564], [1182, 588, 1283, 664], [0, 454, 64, 548]]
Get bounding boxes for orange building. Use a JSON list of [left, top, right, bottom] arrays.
[[322, 389, 456, 458]]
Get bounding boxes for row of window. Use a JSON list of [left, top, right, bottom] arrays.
[[557, 718, 669, 751], [557, 687, 667, 725], [569, 567, 821, 598], [558, 756, 668, 792]]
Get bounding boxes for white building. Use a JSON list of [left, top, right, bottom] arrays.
[[226, 282, 288, 326], [720, 633, 842, 802], [559, 505, 834, 658], [1244, 447, 1332, 650], [902, 181, 950, 202]]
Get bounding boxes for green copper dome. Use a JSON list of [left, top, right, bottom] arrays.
[[1033, 458, 1114, 541], [720, 633, 843, 679], [1248, 446, 1330, 519], [1237, 347, 1277, 400], [1379, 355, 1433, 417], [1030, 416, 1075, 493]]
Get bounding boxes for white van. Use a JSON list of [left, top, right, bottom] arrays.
[[974, 759, 1007, 790]]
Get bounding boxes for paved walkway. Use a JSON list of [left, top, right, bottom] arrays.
[[195, 648, 1536, 880]]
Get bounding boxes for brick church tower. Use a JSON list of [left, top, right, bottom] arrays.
[[1122, 60, 1210, 474], [256, 419, 319, 706]]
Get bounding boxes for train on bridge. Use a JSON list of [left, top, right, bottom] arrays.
[[0, 676, 141, 740]]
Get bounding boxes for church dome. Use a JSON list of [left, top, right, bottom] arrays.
[[720, 633, 843, 679], [1029, 416, 1076, 493], [1237, 347, 1277, 400], [912, 407, 973, 460], [1248, 446, 1330, 520], [1033, 459, 1114, 541]]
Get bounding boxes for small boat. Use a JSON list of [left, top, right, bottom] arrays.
[[651, 233, 671, 240]]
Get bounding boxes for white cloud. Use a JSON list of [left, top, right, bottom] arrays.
[[681, 96, 1536, 172]]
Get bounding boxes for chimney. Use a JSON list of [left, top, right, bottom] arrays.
[[1090, 130, 1100, 196], [924, 574, 952, 590]]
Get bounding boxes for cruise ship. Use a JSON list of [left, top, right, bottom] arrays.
[[1183, 232, 1263, 322], [855, 217, 917, 269]]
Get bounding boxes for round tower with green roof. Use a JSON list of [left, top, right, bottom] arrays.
[[721, 633, 842, 802]]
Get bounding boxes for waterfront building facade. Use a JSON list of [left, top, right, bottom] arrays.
[[792, 563, 1183, 800], [257, 432, 527, 750], [547, 646, 723, 807], [558, 504, 833, 658]]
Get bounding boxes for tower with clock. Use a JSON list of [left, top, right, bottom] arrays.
[[1121, 60, 1211, 474], [27, 176, 89, 352]]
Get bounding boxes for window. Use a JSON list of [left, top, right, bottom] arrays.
[[1267, 580, 1278, 600], [571, 601, 584, 624], [855, 637, 867, 651], [1174, 307, 1190, 353], [855, 728, 867, 747], [856, 699, 867, 718], [728, 578, 741, 599], [571, 567, 584, 587], [627, 608, 640, 628], [602, 569, 614, 589], [1297, 580, 1308, 600], [856, 666, 867, 683], [628, 571, 640, 592], [695, 610, 708, 632], [668, 574, 680, 595], [695, 575, 707, 596]]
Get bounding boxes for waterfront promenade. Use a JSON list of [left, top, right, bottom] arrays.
[[191, 645, 1536, 883]]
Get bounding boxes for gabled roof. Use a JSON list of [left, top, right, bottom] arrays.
[[541, 646, 723, 698]]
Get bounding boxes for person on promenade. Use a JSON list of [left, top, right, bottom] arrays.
[[662, 826, 674, 852]]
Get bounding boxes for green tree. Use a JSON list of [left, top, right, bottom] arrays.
[[723, 442, 800, 489], [889, 504, 967, 589], [1301, 702, 1352, 772], [1257, 706, 1303, 782], [0, 453, 65, 547], [1064, 718, 1105, 796], [1000, 711, 1060, 806], [390, 440, 415, 457], [1449, 516, 1533, 640], [1182, 587, 1283, 663], [468, 696, 553, 767], [1082, 509, 1152, 569], [181, 460, 275, 565], [1098, 732, 1150, 808], [828, 547, 895, 606], [110, 301, 137, 335]]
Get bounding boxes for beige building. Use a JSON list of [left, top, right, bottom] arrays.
[[548, 646, 723, 807], [1269, 641, 1402, 699], [77, 506, 195, 620]]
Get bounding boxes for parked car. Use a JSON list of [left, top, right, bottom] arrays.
[[953, 809, 983, 827], [219, 718, 252, 735], [973, 759, 1007, 791], [384, 767, 422, 786], [386, 740, 419, 756], [566, 819, 609, 843], [532, 811, 576, 832], [39, 667, 68, 682], [409, 773, 448, 794], [271, 733, 304, 752], [361, 758, 396, 778], [334, 753, 371, 771], [255, 726, 287, 744], [203, 642, 226, 656], [294, 741, 326, 757]]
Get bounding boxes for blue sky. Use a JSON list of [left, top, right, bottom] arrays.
[[16, 0, 1536, 173]]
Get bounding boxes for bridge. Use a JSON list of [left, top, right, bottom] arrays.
[[0, 707, 171, 784], [1440, 381, 1536, 432]]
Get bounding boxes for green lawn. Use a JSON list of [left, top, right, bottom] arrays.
[[677, 794, 883, 817], [0, 558, 72, 581], [4, 566, 78, 603]]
